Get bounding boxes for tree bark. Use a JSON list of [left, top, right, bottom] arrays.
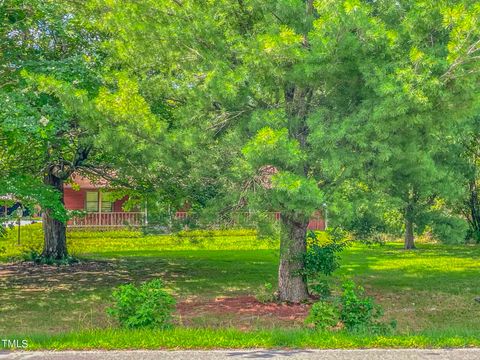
[[468, 180, 480, 242], [42, 169, 67, 259], [404, 214, 415, 250], [278, 213, 309, 303]]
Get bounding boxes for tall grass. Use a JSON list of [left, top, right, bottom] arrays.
[[11, 328, 480, 350]]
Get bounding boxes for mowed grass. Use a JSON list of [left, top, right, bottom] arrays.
[[1, 224, 480, 348], [0, 226, 279, 334], [335, 244, 480, 333]]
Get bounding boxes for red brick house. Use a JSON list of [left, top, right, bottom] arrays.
[[64, 176, 145, 227]]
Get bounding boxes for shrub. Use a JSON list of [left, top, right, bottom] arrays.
[[310, 280, 331, 299], [306, 280, 396, 334], [21, 249, 79, 266], [305, 301, 339, 330], [303, 229, 346, 295], [255, 282, 276, 303], [467, 227, 480, 244], [340, 280, 394, 333], [304, 230, 346, 278], [429, 214, 469, 244], [347, 208, 390, 244], [107, 279, 176, 329]]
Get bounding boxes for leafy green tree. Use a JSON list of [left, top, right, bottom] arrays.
[[317, 0, 480, 249], [461, 117, 480, 243], [0, 0, 106, 258], [1, 1, 190, 258], [96, 0, 326, 301], [96, 0, 480, 300]]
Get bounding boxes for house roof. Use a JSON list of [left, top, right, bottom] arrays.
[[64, 175, 110, 190], [255, 165, 278, 189]]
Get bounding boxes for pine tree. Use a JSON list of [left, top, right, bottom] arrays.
[[95, 0, 480, 299]]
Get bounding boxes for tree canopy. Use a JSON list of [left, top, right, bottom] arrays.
[[94, 0, 480, 299], [1, 0, 479, 300]]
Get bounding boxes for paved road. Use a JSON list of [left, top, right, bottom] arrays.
[[2, 220, 41, 227], [1, 349, 480, 360]]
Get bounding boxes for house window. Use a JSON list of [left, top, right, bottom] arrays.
[[101, 192, 114, 213], [85, 191, 114, 212], [86, 191, 99, 212]]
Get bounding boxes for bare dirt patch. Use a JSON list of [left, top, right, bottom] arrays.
[[177, 296, 311, 329]]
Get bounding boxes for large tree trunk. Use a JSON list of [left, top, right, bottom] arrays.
[[468, 180, 480, 243], [278, 214, 309, 303], [404, 217, 415, 250], [42, 169, 67, 259], [404, 202, 416, 250]]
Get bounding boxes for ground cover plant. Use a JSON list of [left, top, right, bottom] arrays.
[[1, 226, 479, 349], [305, 280, 396, 334]]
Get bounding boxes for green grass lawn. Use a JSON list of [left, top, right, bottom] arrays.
[[1, 225, 479, 349]]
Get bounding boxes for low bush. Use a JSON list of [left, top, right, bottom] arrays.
[[309, 280, 332, 299], [304, 229, 346, 276], [303, 229, 346, 295], [21, 250, 79, 266], [306, 280, 396, 334], [107, 279, 176, 329], [305, 301, 339, 330], [340, 280, 387, 333]]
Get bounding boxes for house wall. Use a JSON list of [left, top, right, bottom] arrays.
[[64, 188, 128, 212], [307, 217, 326, 231], [113, 196, 128, 212], [64, 188, 87, 210]]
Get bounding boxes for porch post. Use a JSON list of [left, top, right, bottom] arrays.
[[323, 203, 328, 230], [98, 191, 102, 226], [144, 200, 148, 226]]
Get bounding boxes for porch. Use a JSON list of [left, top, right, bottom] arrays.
[[67, 211, 326, 230], [170, 211, 325, 231]]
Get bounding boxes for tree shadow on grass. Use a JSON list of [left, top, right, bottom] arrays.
[[105, 249, 279, 298], [0, 249, 279, 334], [2, 244, 478, 334]]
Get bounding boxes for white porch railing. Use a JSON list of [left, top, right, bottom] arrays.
[[173, 211, 325, 230], [68, 211, 325, 230], [68, 212, 145, 228]]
